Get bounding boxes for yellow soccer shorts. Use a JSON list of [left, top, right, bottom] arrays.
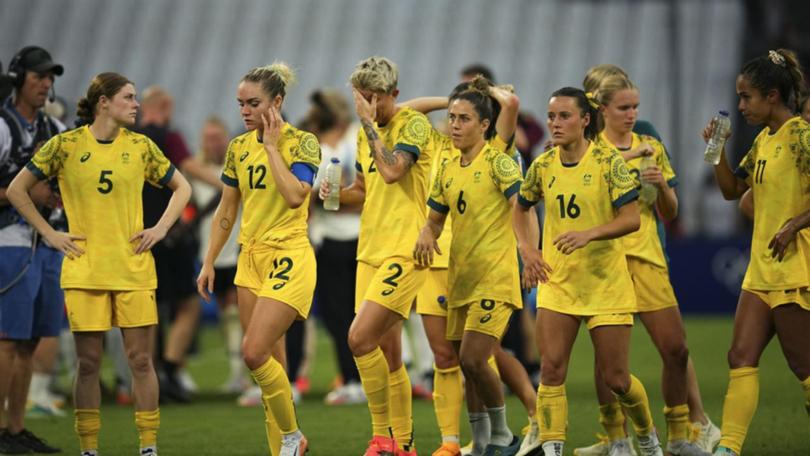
[[580, 313, 634, 330], [744, 287, 810, 311], [627, 257, 678, 312], [234, 243, 316, 319], [446, 299, 516, 341], [64, 289, 157, 331], [355, 257, 427, 318], [415, 268, 449, 317]]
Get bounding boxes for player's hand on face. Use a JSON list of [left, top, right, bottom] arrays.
[[261, 105, 284, 146], [353, 89, 377, 124]]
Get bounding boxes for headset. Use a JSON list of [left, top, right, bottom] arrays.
[[7, 46, 56, 101]]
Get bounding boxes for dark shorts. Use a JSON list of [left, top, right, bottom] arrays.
[[0, 245, 64, 339], [153, 240, 198, 305], [213, 265, 237, 299]]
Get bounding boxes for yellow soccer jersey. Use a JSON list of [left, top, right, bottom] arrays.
[[222, 124, 320, 249], [429, 132, 522, 269], [355, 107, 434, 266], [598, 132, 678, 268], [734, 116, 810, 290], [518, 141, 639, 315], [428, 141, 523, 309], [27, 126, 174, 290]]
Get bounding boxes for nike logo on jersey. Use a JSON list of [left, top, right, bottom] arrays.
[[548, 176, 556, 188], [240, 151, 249, 162], [80, 152, 91, 162]]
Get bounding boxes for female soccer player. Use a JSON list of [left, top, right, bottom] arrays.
[[414, 79, 523, 456], [196, 63, 320, 456], [514, 87, 664, 456], [317, 56, 434, 456], [578, 65, 720, 456], [7, 72, 192, 456], [588, 74, 710, 456], [705, 48, 810, 456]]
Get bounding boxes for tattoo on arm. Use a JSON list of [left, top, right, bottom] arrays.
[[219, 218, 231, 230], [362, 120, 397, 166]]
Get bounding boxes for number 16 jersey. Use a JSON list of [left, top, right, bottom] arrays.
[[518, 141, 638, 315]]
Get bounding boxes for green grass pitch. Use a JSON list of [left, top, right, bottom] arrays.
[[25, 316, 809, 455]]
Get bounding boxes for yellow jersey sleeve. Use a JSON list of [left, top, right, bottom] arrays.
[[28, 134, 68, 178], [490, 152, 522, 198], [222, 138, 239, 186], [396, 113, 432, 158], [734, 138, 758, 185], [518, 156, 545, 206], [427, 153, 450, 213], [142, 138, 174, 187], [657, 145, 678, 188], [293, 131, 321, 172], [607, 150, 639, 207]]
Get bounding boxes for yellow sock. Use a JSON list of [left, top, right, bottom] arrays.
[[615, 375, 654, 436], [719, 367, 759, 454], [355, 347, 391, 437], [599, 401, 626, 442], [251, 357, 298, 434], [802, 376, 810, 418], [663, 404, 689, 443], [433, 365, 462, 442], [134, 409, 159, 449], [74, 409, 101, 451], [537, 384, 567, 442], [263, 408, 281, 456], [389, 365, 413, 448]]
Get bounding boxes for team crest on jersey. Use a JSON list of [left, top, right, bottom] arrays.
[[583, 173, 592, 186], [80, 152, 91, 163], [122, 150, 130, 164], [474, 171, 482, 183], [240, 151, 249, 162]]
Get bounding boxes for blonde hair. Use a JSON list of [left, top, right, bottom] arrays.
[[583, 64, 629, 93], [242, 61, 297, 99], [592, 74, 637, 107], [349, 56, 398, 93]]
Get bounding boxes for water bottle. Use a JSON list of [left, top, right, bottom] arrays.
[[324, 157, 342, 211], [638, 155, 658, 205], [704, 110, 730, 165]]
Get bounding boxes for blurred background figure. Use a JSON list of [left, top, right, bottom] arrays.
[[303, 88, 366, 406], [0, 45, 66, 454], [136, 85, 219, 403], [192, 116, 246, 394]]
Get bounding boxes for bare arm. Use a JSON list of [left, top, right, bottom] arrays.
[[319, 170, 366, 206], [739, 188, 754, 220], [552, 200, 640, 255], [489, 86, 520, 144], [181, 157, 222, 189], [702, 119, 747, 199], [7, 168, 85, 257], [354, 89, 416, 184], [398, 97, 448, 115], [413, 209, 447, 267], [197, 185, 240, 300], [513, 197, 551, 286], [262, 107, 312, 208], [131, 170, 192, 253]]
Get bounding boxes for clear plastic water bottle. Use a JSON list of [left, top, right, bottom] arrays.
[[704, 110, 730, 165], [638, 154, 658, 205], [324, 157, 342, 211]]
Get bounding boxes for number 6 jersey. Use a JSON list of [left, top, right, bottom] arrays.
[[518, 141, 638, 315], [27, 125, 174, 290]]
